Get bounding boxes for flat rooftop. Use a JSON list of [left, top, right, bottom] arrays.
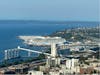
[[19, 36, 66, 45]]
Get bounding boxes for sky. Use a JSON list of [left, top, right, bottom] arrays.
[[0, 0, 99, 21]]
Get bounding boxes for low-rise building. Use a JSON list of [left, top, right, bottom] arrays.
[[80, 67, 94, 74], [28, 70, 43, 75], [0, 68, 15, 75]]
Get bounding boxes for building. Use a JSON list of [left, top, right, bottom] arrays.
[[28, 70, 43, 75], [66, 58, 80, 73], [80, 67, 94, 74], [0, 68, 15, 75]]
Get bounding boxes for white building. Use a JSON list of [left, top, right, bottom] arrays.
[[28, 70, 43, 75], [19, 36, 66, 46], [49, 71, 60, 75], [66, 58, 80, 73]]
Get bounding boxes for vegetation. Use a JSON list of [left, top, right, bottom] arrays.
[[50, 27, 100, 42], [37, 54, 45, 60], [79, 55, 88, 63]]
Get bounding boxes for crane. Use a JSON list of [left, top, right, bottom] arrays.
[[17, 46, 51, 56]]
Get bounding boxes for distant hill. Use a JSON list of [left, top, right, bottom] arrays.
[[50, 26, 100, 42]]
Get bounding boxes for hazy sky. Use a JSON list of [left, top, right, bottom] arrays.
[[0, 0, 99, 21]]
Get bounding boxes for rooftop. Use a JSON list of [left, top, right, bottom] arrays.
[[19, 36, 66, 45]]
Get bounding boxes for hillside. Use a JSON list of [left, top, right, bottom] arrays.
[[50, 26, 100, 42]]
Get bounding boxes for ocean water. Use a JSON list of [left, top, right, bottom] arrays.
[[0, 20, 99, 61]]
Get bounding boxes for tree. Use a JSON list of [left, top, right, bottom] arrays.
[[38, 54, 45, 59]]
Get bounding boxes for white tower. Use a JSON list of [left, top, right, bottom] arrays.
[[51, 43, 57, 57], [5, 50, 8, 60]]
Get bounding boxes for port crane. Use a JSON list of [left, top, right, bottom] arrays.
[[17, 46, 51, 56], [4, 43, 57, 60], [4, 43, 98, 60]]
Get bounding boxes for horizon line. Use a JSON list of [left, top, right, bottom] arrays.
[[0, 20, 99, 22]]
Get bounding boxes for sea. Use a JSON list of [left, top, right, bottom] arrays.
[[0, 20, 99, 61]]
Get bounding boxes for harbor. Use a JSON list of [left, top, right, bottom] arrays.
[[0, 32, 100, 74]]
